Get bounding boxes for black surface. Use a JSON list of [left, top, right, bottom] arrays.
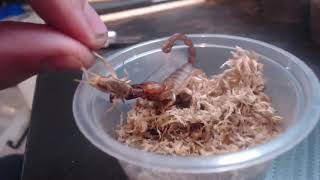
[[22, 71, 128, 180], [22, 2, 320, 180], [0, 155, 23, 180]]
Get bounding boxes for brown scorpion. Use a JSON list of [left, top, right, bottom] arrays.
[[79, 33, 204, 111]]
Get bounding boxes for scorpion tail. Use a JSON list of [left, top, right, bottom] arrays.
[[161, 33, 196, 65]]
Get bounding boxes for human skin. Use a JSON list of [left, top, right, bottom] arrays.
[[0, 0, 107, 89]]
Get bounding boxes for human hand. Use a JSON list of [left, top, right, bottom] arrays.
[[0, 0, 107, 89]]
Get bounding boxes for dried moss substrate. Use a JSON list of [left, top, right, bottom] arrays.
[[116, 47, 283, 156]]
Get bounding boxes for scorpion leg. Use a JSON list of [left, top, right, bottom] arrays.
[[94, 52, 130, 83], [161, 92, 176, 111], [74, 67, 101, 85], [93, 52, 118, 79], [169, 92, 176, 107], [106, 99, 119, 112], [80, 67, 101, 79], [110, 94, 115, 103], [81, 67, 90, 80], [120, 68, 131, 83], [120, 55, 130, 82], [107, 94, 125, 112]]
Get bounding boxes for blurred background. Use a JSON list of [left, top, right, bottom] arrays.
[[0, 0, 318, 41], [0, 0, 319, 179]]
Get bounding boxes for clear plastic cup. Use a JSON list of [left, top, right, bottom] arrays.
[[73, 34, 320, 180]]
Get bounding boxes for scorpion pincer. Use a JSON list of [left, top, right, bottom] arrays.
[[76, 52, 142, 103]]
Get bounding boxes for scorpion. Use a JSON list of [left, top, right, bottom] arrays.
[[79, 33, 204, 111]]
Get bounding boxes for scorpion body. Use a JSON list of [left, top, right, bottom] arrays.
[[125, 33, 202, 105], [80, 33, 203, 111]]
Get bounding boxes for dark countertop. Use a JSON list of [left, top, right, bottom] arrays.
[[21, 2, 320, 180]]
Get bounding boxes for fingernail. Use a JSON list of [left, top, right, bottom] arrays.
[[83, 2, 108, 45]]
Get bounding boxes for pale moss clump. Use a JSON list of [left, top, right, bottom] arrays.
[[116, 47, 283, 156]]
